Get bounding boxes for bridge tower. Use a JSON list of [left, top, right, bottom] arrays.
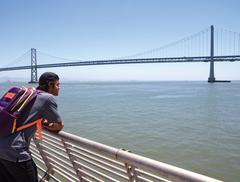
[[208, 25, 216, 83], [29, 48, 38, 83]]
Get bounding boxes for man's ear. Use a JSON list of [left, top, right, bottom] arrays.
[[48, 82, 53, 88], [47, 82, 52, 92]]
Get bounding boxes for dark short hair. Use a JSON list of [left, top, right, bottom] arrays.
[[37, 72, 59, 91]]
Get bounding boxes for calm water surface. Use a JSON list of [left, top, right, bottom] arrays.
[[0, 81, 239, 182]]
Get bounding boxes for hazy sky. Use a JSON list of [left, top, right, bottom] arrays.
[[0, 0, 239, 81]]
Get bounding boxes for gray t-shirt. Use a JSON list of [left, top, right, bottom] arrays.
[[0, 91, 62, 162]]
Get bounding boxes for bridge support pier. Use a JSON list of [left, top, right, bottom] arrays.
[[29, 48, 38, 83], [208, 26, 231, 83], [208, 25, 216, 83]]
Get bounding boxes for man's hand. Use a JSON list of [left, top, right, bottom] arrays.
[[43, 120, 64, 132]]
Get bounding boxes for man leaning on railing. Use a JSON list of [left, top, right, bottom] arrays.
[[0, 72, 64, 182]]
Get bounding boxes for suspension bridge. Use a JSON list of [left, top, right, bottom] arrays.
[[0, 25, 240, 83]]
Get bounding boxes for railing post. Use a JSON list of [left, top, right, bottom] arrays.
[[118, 149, 138, 182], [125, 163, 138, 182], [61, 138, 84, 182], [34, 137, 54, 181]]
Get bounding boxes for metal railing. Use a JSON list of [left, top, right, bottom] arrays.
[[30, 130, 223, 182]]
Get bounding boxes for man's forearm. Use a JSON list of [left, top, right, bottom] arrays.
[[43, 122, 64, 132]]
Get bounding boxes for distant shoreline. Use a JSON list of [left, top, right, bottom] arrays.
[[0, 80, 240, 84]]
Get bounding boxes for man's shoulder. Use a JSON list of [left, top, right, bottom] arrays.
[[37, 91, 51, 99], [36, 91, 55, 104]]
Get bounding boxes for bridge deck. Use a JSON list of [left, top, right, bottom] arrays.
[[1, 55, 240, 72]]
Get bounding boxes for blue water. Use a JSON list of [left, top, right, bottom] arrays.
[[0, 81, 239, 182]]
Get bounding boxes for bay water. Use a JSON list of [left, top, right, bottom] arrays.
[[0, 81, 239, 182]]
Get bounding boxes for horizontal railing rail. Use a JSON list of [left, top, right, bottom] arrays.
[[30, 130, 223, 182]]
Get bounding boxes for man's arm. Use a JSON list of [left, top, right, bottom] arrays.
[[42, 95, 64, 132]]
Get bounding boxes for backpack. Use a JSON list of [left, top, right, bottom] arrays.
[[0, 87, 43, 141]]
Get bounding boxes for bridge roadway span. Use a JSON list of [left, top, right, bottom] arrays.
[[0, 55, 239, 71]]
